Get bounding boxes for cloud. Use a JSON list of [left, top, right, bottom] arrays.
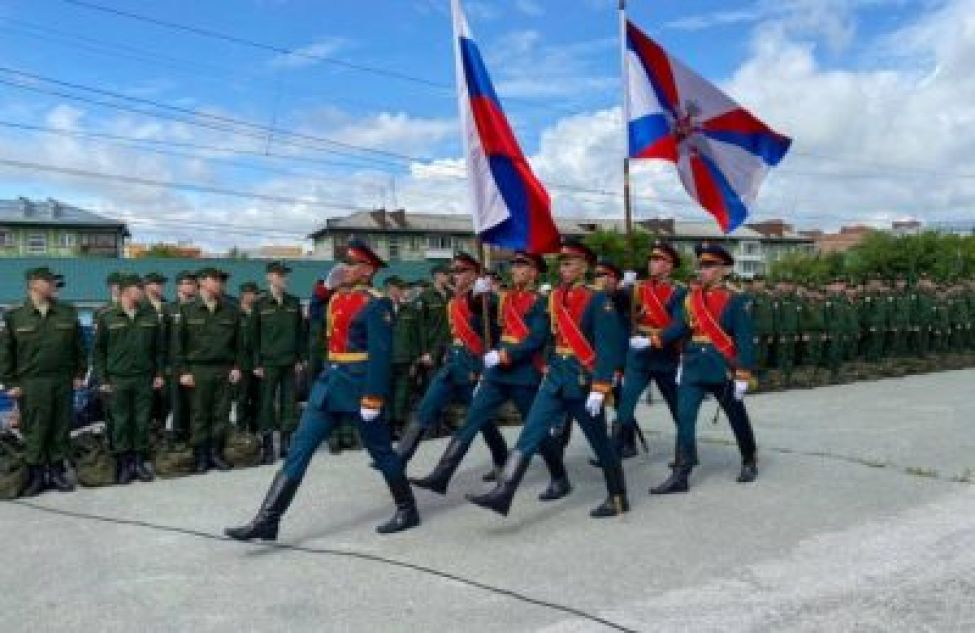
[[266, 38, 350, 70], [665, 9, 765, 32], [515, 0, 545, 16]]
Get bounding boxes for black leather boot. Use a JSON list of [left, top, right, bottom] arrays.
[[538, 438, 571, 502], [261, 433, 276, 466], [620, 424, 638, 459], [650, 461, 692, 495], [133, 453, 155, 482], [21, 465, 46, 497], [395, 421, 424, 465], [48, 462, 75, 492], [409, 437, 470, 495], [224, 471, 300, 541], [737, 458, 758, 483], [466, 449, 530, 517], [210, 443, 232, 471], [279, 432, 291, 459], [591, 461, 629, 518], [194, 445, 209, 474], [117, 453, 135, 485], [376, 475, 421, 534], [481, 467, 499, 482], [590, 421, 625, 467]]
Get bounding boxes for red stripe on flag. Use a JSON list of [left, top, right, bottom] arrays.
[[470, 96, 522, 158], [690, 154, 730, 232], [627, 21, 679, 114], [635, 134, 678, 162], [514, 161, 559, 254], [703, 108, 778, 137]]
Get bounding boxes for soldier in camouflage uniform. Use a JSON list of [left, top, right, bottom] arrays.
[[0, 267, 87, 496], [93, 274, 165, 484], [236, 281, 261, 436], [385, 276, 422, 439], [913, 275, 937, 362]]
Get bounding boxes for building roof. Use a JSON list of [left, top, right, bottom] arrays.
[[0, 257, 435, 307], [0, 198, 130, 235], [308, 209, 810, 242]]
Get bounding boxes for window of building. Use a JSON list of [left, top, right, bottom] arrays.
[[388, 235, 400, 260], [427, 235, 453, 250], [0, 231, 14, 247], [94, 233, 116, 247], [26, 233, 47, 254], [740, 241, 762, 256], [58, 232, 77, 248]]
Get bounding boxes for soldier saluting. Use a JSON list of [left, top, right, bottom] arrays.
[[225, 238, 420, 540], [468, 238, 627, 519], [649, 243, 758, 495]]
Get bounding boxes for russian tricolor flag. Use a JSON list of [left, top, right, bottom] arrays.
[[625, 19, 792, 233], [451, 0, 560, 254]]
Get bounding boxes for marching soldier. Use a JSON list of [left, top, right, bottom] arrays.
[[410, 251, 570, 501], [252, 262, 306, 463], [93, 274, 165, 484], [395, 253, 508, 475], [0, 267, 87, 496], [174, 268, 243, 474], [615, 241, 685, 459], [649, 243, 758, 495], [236, 281, 261, 435], [169, 271, 198, 442], [384, 276, 422, 438], [225, 239, 420, 540], [468, 238, 627, 519]]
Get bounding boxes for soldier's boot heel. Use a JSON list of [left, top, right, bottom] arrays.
[[467, 449, 530, 517], [377, 476, 421, 534], [48, 463, 75, 492], [737, 459, 758, 483], [260, 433, 276, 466], [21, 465, 46, 497], [224, 471, 299, 542], [409, 437, 469, 495], [650, 466, 691, 495], [591, 462, 629, 518]]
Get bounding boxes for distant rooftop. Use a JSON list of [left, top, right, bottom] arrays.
[[0, 197, 129, 235], [309, 209, 810, 242]]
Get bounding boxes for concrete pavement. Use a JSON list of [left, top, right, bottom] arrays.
[[2, 370, 974, 632]]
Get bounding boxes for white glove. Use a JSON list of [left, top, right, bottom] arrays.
[[629, 335, 651, 350], [585, 391, 605, 417], [675, 365, 683, 385], [483, 350, 501, 368], [473, 276, 492, 296], [622, 270, 638, 287], [733, 380, 748, 401], [360, 407, 381, 422]]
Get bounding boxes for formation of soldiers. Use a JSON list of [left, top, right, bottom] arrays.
[[2, 240, 972, 537], [745, 272, 975, 390]]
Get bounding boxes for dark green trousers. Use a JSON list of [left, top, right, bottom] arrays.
[[108, 374, 154, 455], [235, 370, 260, 433], [258, 364, 297, 434], [189, 365, 231, 448], [20, 376, 73, 466], [388, 362, 414, 426]]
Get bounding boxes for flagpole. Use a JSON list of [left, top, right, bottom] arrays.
[[619, 0, 635, 266]]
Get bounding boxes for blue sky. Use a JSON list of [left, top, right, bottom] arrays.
[[0, 0, 970, 249]]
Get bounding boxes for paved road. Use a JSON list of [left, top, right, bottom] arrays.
[[2, 370, 974, 632]]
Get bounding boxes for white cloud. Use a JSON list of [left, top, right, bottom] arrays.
[[267, 38, 350, 70], [515, 0, 545, 16]]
